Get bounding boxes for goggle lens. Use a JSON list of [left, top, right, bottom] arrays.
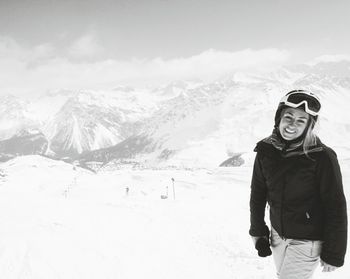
[[286, 93, 321, 112]]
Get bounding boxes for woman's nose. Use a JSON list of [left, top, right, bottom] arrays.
[[288, 119, 297, 126]]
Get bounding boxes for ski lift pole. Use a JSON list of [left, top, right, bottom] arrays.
[[172, 178, 175, 200]]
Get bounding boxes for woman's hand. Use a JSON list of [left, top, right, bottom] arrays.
[[320, 259, 338, 272], [251, 236, 272, 257]]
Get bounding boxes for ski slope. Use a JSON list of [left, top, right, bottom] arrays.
[[0, 155, 349, 278]]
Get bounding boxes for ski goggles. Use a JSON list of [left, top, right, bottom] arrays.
[[280, 90, 321, 116]]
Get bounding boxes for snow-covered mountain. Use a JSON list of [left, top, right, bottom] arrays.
[[1, 60, 350, 168], [0, 129, 48, 162], [82, 61, 350, 170], [45, 93, 126, 157], [0, 88, 160, 159], [0, 95, 39, 140]]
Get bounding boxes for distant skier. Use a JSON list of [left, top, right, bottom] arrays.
[[161, 186, 168, 199], [126, 186, 130, 196], [249, 90, 347, 278]]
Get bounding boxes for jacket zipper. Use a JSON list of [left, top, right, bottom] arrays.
[[280, 163, 286, 239]]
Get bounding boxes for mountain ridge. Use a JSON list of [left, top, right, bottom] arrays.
[[1, 60, 350, 169]]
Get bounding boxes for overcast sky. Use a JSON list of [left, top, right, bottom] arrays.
[[0, 0, 349, 96]]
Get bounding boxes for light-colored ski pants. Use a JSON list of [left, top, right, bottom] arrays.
[[270, 227, 323, 279]]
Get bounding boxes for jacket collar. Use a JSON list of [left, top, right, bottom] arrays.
[[255, 129, 324, 158]]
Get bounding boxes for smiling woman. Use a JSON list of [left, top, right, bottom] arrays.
[[249, 90, 348, 278]]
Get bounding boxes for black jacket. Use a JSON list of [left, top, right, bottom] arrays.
[[249, 140, 347, 267]]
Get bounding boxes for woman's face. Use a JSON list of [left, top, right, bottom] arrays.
[[278, 107, 310, 141]]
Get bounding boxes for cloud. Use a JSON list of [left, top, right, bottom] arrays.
[[68, 33, 103, 58], [0, 36, 291, 96], [0, 36, 23, 56], [32, 43, 56, 59], [140, 48, 290, 81], [309, 54, 350, 65]]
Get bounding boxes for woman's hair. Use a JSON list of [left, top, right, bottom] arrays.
[[303, 117, 318, 156]]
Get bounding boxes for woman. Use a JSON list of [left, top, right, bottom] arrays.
[[249, 90, 347, 278]]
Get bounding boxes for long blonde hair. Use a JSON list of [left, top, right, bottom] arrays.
[[303, 117, 318, 156]]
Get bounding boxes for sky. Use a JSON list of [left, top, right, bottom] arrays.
[[0, 0, 350, 96]]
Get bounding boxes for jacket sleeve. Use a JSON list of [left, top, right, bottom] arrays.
[[249, 153, 268, 236], [318, 148, 348, 267]]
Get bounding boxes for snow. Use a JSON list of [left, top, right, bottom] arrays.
[[0, 156, 349, 278], [91, 124, 120, 151]]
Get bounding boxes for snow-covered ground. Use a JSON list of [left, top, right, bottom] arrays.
[[0, 155, 349, 278]]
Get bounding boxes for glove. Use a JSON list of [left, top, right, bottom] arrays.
[[255, 237, 272, 257], [254, 225, 272, 257]]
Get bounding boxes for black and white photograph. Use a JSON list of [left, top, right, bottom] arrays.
[[0, 0, 349, 278]]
